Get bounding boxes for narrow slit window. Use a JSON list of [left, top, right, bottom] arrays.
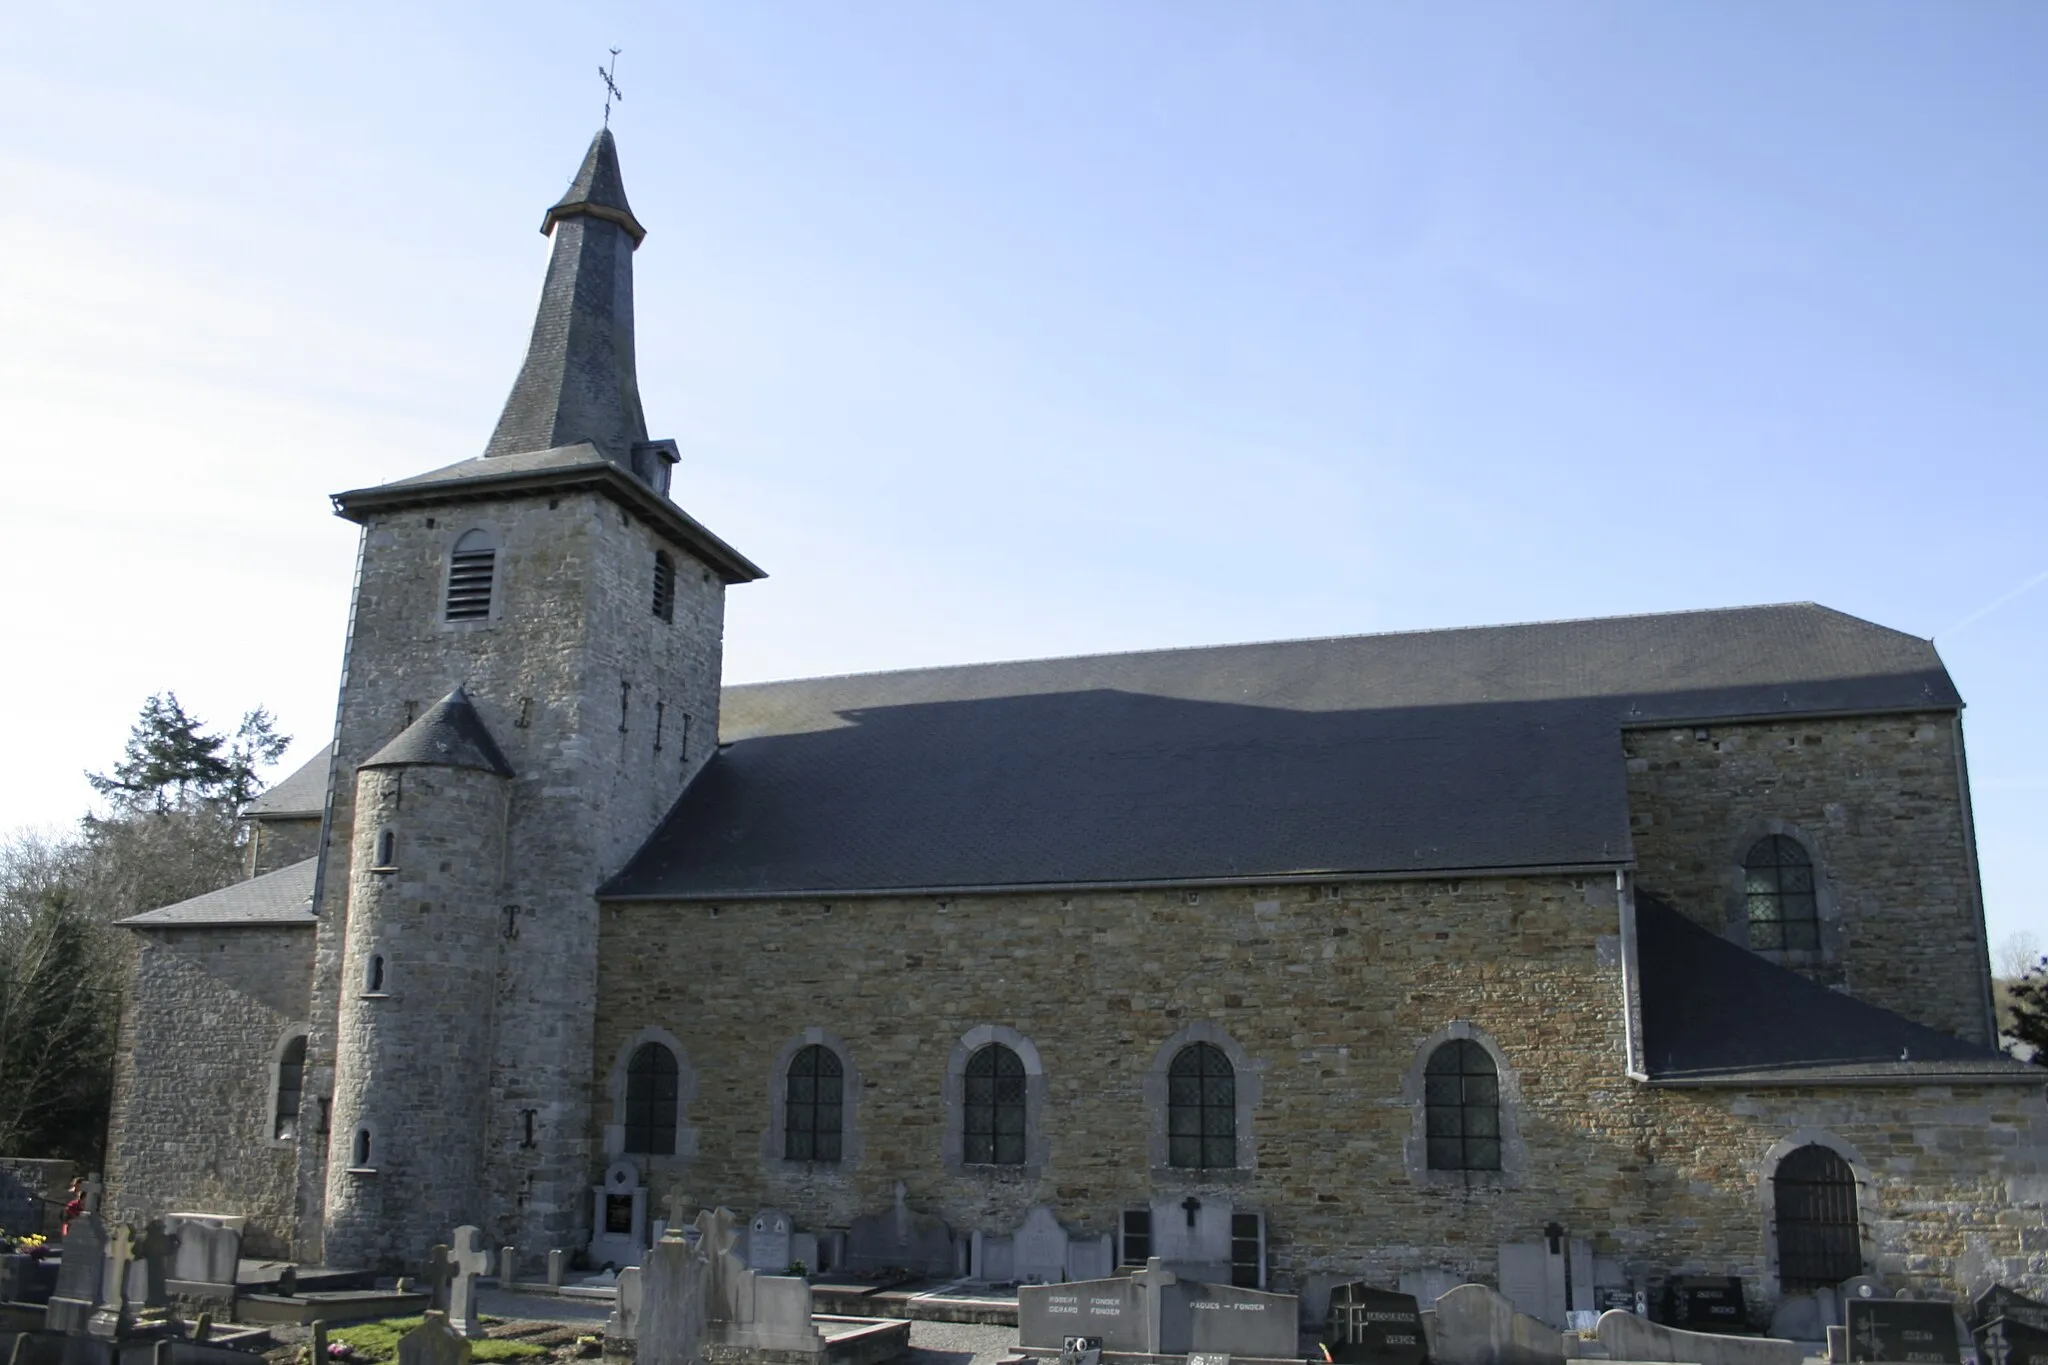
[[352, 1126, 372, 1167], [274, 1036, 306, 1140], [375, 829, 396, 867], [445, 529, 497, 621], [366, 954, 385, 993], [652, 551, 675, 622]]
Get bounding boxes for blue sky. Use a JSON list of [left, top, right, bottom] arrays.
[[1, 2, 2042, 953]]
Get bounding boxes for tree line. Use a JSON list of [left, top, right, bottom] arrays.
[[0, 695, 288, 1165]]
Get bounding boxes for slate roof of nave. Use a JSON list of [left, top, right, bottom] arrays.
[[245, 746, 333, 818], [118, 857, 318, 928], [601, 602, 1959, 899], [1636, 894, 2032, 1083]]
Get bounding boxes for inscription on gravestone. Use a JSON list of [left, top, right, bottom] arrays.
[[1668, 1277, 1745, 1333], [1327, 1284, 1427, 1365], [1979, 1318, 2048, 1365], [1846, 1299, 1962, 1365]]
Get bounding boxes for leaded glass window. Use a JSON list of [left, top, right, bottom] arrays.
[[785, 1044, 843, 1162], [1424, 1039, 1501, 1172], [1167, 1043, 1235, 1169], [625, 1042, 678, 1156], [964, 1044, 1026, 1165], [1745, 835, 1820, 951]]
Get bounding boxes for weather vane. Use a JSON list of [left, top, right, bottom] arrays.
[[600, 47, 624, 128]]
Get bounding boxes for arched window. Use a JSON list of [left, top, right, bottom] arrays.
[[351, 1126, 372, 1168], [1167, 1043, 1235, 1169], [784, 1044, 844, 1162], [652, 551, 676, 623], [1424, 1039, 1502, 1171], [1745, 835, 1820, 950], [445, 529, 497, 622], [964, 1044, 1026, 1166], [625, 1042, 679, 1156], [365, 954, 385, 993], [273, 1035, 306, 1140], [1774, 1144, 1861, 1290], [374, 829, 396, 867]]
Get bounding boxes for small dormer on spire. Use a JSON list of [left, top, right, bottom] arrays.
[[484, 130, 655, 469]]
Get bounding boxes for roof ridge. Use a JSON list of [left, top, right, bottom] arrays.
[[726, 601, 1844, 693]]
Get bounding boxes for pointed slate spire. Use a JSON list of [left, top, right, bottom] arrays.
[[484, 129, 651, 465], [359, 688, 515, 777]]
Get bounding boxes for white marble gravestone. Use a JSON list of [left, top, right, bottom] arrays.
[[747, 1210, 794, 1274], [1149, 1197, 1234, 1286], [639, 1229, 706, 1365], [1013, 1207, 1069, 1285], [166, 1215, 243, 1287], [607, 1266, 644, 1341], [589, 1160, 648, 1270], [447, 1227, 491, 1339]]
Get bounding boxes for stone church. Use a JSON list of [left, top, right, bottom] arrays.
[[105, 129, 2046, 1321]]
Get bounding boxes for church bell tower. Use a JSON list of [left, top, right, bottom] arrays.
[[302, 129, 763, 1269]]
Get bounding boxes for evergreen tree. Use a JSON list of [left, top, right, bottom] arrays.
[[2006, 956, 2048, 1065], [86, 694, 288, 816], [0, 885, 118, 1162]]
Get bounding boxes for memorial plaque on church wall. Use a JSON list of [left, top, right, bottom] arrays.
[[1845, 1299, 1962, 1364], [1981, 1318, 2048, 1365], [1020, 1277, 1145, 1354], [1175, 1281, 1301, 1359], [1326, 1284, 1427, 1365], [1667, 1277, 1746, 1333]]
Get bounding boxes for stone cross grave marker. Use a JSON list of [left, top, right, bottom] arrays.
[[128, 1220, 174, 1309], [398, 1312, 473, 1365], [1132, 1258, 1178, 1357], [422, 1245, 455, 1312], [87, 1224, 136, 1339], [447, 1228, 492, 1339]]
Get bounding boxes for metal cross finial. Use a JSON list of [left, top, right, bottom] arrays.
[[600, 48, 625, 128]]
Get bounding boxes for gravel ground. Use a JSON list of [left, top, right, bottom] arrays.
[[903, 1319, 1019, 1365]]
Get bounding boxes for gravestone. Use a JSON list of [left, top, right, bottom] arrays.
[[638, 1231, 705, 1365], [1771, 1295, 1825, 1341], [446, 1228, 491, 1339], [0, 1171, 41, 1239], [546, 1250, 565, 1292], [1980, 1290, 2048, 1337], [422, 1246, 454, 1313], [790, 1232, 819, 1275], [1597, 1310, 1802, 1365], [1173, 1280, 1298, 1358], [166, 1218, 241, 1288], [746, 1211, 793, 1275], [1326, 1283, 1427, 1365], [1020, 1273, 1147, 1354], [397, 1312, 472, 1365], [844, 1183, 953, 1277], [1846, 1298, 1962, 1365], [497, 1247, 515, 1287], [1980, 1317, 2048, 1365], [606, 1266, 644, 1342], [87, 1224, 137, 1339], [698, 1206, 825, 1356], [1668, 1277, 1748, 1333], [1149, 1198, 1235, 1287], [46, 1212, 107, 1333], [1066, 1236, 1113, 1283], [1014, 1208, 1070, 1286], [126, 1221, 174, 1310], [589, 1161, 647, 1271], [1430, 1283, 1566, 1365]]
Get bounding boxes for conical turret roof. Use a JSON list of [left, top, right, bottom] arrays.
[[360, 687, 514, 777]]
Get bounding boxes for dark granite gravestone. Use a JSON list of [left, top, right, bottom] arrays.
[[1326, 1284, 1427, 1365], [1980, 1317, 2048, 1365], [1979, 1290, 2048, 1336], [1021, 1277, 1147, 1354], [1667, 1277, 1746, 1333], [1846, 1298, 1962, 1365]]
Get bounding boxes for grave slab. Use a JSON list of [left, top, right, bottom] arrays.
[[1845, 1298, 1962, 1365], [1597, 1310, 1802, 1365], [397, 1312, 471, 1365], [1430, 1283, 1565, 1365], [1326, 1284, 1426, 1365]]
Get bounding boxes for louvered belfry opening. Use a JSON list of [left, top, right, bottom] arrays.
[[1774, 1143, 1862, 1291], [652, 550, 675, 622], [445, 529, 498, 621]]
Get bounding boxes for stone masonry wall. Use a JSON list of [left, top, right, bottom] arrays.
[[594, 877, 2047, 1312], [1624, 713, 1994, 1044], [105, 925, 313, 1257], [300, 486, 728, 1265], [248, 816, 322, 878]]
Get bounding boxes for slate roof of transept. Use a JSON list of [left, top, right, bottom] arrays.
[[245, 745, 333, 818], [118, 857, 318, 928], [602, 602, 1958, 899], [1635, 894, 2032, 1083]]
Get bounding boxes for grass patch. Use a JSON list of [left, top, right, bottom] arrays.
[[327, 1318, 547, 1363]]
